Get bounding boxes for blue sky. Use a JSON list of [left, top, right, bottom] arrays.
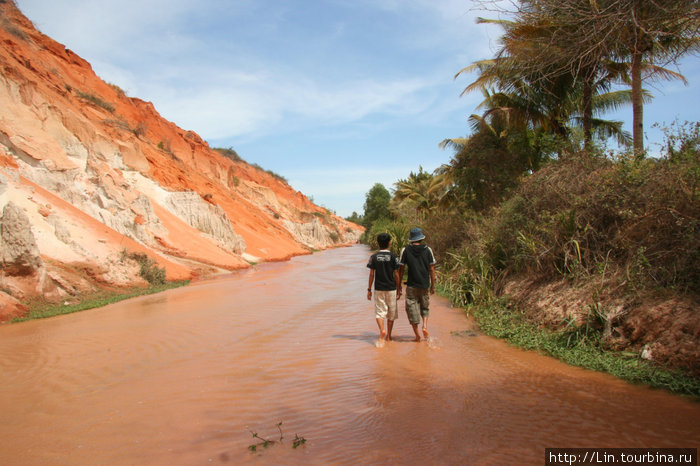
[[14, 0, 699, 217]]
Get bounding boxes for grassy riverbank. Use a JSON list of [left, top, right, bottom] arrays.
[[13, 281, 189, 322], [441, 288, 700, 399]]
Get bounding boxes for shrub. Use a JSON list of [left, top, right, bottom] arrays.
[[121, 250, 166, 286], [107, 82, 126, 97], [76, 90, 115, 113], [213, 147, 243, 162], [437, 136, 699, 296], [363, 218, 411, 256], [157, 140, 172, 153]]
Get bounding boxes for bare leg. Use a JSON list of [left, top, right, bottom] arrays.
[[376, 317, 386, 340], [422, 317, 429, 339], [387, 320, 395, 341], [411, 323, 421, 342]]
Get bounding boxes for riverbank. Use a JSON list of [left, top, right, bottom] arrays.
[[11, 281, 189, 323], [439, 286, 700, 399]]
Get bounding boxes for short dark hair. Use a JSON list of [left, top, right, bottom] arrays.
[[377, 233, 391, 249]]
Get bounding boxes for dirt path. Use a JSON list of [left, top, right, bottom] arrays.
[[0, 245, 697, 464]]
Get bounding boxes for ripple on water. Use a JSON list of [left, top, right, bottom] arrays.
[[0, 246, 698, 465]]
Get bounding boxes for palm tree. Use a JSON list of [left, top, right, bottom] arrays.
[[392, 167, 451, 218], [459, 18, 629, 149], [480, 0, 699, 155]]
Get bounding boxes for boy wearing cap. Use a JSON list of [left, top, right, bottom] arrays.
[[367, 233, 402, 342], [398, 227, 436, 341]]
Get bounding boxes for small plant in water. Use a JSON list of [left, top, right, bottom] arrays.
[[292, 434, 307, 449], [248, 421, 306, 452]]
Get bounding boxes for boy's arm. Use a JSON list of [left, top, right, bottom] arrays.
[[367, 269, 374, 300], [394, 270, 402, 299], [429, 264, 436, 294]]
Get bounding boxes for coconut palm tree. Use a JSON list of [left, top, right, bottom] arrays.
[[459, 18, 636, 149], [392, 167, 452, 219], [474, 0, 699, 155]]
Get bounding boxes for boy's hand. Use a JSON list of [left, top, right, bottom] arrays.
[[397, 287, 402, 299], [430, 285, 435, 295], [367, 290, 372, 301]]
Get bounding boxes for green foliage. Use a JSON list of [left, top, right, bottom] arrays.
[[438, 247, 496, 307], [157, 140, 172, 153], [448, 139, 699, 293], [292, 434, 307, 449], [345, 211, 363, 225], [213, 146, 243, 162], [364, 218, 411, 256], [16, 281, 188, 322], [422, 121, 700, 388], [121, 250, 167, 286], [251, 163, 289, 184], [362, 183, 392, 230], [392, 166, 452, 218], [449, 299, 700, 398], [446, 121, 551, 212]]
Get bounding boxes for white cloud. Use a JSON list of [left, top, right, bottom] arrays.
[[16, 0, 488, 143], [135, 65, 444, 140]]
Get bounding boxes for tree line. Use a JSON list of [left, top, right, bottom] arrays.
[[351, 0, 698, 238]]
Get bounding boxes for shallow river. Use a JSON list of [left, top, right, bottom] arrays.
[[0, 245, 698, 465]]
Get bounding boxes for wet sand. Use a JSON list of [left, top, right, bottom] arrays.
[[0, 245, 698, 464]]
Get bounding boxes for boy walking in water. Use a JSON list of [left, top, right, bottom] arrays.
[[367, 233, 402, 342], [399, 227, 436, 341]]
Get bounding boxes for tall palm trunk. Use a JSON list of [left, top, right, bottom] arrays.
[[583, 77, 593, 150], [631, 50, 644, 157]]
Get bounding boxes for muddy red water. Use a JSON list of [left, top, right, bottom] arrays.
[[1, 245, 698, 465]]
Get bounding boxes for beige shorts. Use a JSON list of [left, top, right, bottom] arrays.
[[374, 290, 398, 320]]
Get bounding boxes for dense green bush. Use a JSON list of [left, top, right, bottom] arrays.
[[363, 218, 411, 256]]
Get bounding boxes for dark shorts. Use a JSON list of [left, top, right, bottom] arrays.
[[405, 286, 429, 324]]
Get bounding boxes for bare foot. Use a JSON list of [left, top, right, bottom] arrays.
[[414, 335, 421, 342], [386, 335, 392, 341], [422, 327, 429, 339], [380, 330, 387, 340]]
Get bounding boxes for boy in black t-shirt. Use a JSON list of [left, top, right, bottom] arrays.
[[399, 227, 436, 341], [367, 233, 402, 342]]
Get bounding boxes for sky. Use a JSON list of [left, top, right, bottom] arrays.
[[13, 0, 700, 218]]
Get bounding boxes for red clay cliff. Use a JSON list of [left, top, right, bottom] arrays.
[[0, 1, 363, 321]]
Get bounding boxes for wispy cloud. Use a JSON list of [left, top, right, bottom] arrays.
[[17, 0, 489, 142]]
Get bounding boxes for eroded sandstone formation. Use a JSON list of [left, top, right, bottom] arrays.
[[0, 1, 363, 321]]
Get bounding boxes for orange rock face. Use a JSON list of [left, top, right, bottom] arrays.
[[0, 1, 363, 318]]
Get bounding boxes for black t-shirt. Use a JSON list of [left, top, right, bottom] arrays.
[[399, 244, 436, 289], [367, 250, 400, 291]]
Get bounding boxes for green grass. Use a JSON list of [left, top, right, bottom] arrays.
[[13, 281, 189, 322], [440, 288, 700, 399]]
